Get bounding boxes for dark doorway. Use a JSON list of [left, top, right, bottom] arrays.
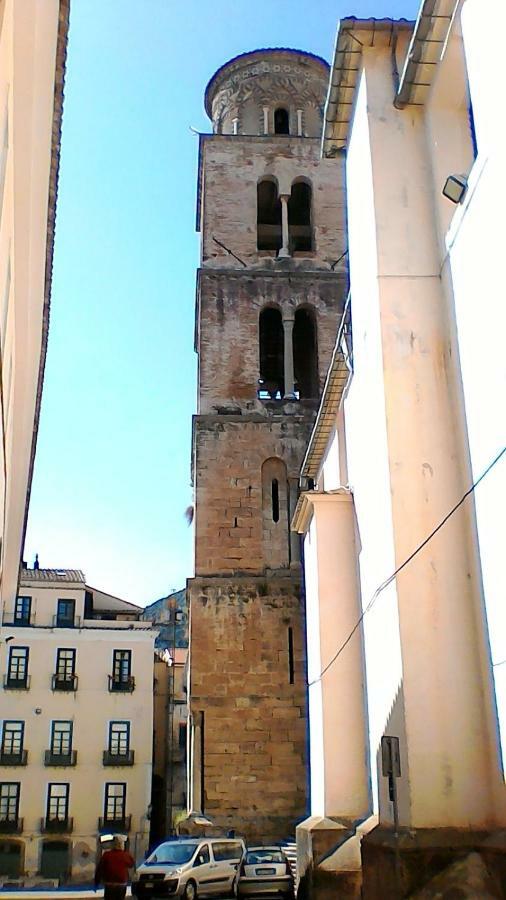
[[288, 181, 312, 251], [40, 840, 70, 881], [259, 308, 284, 398], [257, 180, 282, 251], [274, 107, 290, 135], [0, 841, 22, 877], [293, 308, 318, 398]]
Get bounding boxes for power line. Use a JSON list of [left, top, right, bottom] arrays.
[[308, 445, 506, 688]]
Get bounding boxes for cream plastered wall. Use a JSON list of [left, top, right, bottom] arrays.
[[338, 69, 403, 820], [0, 0, 60, 611], [434, 0, 506, 804], [0, 589, 156, 879], [342, 35, 503, 829]]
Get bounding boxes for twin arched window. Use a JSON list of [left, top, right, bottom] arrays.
[[257, 178, 312, 253], [258, 306, 318, 400]]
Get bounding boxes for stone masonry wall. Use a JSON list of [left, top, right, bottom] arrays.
[[199, 136, 346, 269], [197, 270, 346, 414], [188, 575, 308, 843], [194, 414, 313, 575]]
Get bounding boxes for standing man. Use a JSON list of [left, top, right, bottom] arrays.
[[95, 836, 135, 899]]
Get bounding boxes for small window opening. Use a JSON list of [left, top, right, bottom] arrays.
[[288, 627, 294, 684], [272, 479, 280, 523], [257, 180, 282, 251], [293, 308, 318, 399], [259, 308, 284, 399], [274, 107, 290, 135], [288, 181, 312, 252]]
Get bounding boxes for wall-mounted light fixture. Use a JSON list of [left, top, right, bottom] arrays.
[[442, 173, 468, 204]]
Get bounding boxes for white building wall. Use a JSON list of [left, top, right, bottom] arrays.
[[341, 72, 402, 814], [445, 0, 506, 774], [303, 517, 325, 816]]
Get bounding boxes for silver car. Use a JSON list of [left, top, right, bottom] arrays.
[[132, 837, 245, 899], [236, 847, 295, 898]]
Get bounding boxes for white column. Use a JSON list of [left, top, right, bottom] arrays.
[[232, 117, 239, 135], [279, 194, 290, 258], [294, 490, 371, 819], [282, 313, 295, 397], [297, 108, 303, 136], [263, 107, 269, 135]]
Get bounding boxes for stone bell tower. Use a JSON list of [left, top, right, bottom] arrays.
[[187, 48, 347, 842]]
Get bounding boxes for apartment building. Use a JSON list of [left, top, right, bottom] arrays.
[[0, 0, 69, 609], [0, 567, 157, 886]]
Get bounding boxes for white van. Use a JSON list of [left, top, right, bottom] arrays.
[[132, 837, 246, 900]]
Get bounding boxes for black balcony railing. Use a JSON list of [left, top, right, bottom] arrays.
[[2, 614, 35, 627], [52, 615, 81, 629], [108, 675, 135, 693], [44, 750, 77, 767], [102, 750, 135, 767], [3, 675, 30, 690], [0, 750, 28, 766], [0, 818, 23, 834], [98, 815, 131, 833], [41, 816, 73, 834], [51, 674, 78, 692]]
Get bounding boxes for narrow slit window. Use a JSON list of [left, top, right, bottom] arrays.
[[288, 627, 294, 684], [272, 479, 279, 522]]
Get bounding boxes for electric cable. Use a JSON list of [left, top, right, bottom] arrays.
[[308, 444, 506, 687]]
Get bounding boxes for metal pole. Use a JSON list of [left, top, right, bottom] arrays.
[[166, 610, 176, 834]]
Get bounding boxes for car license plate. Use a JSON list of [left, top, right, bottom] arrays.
[[257, 868, 276, 875], [145, 882, 154, 888]]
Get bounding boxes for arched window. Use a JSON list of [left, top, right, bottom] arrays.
[[259, 307, 284, 399], [293, 307, 318, 399], [261, 458, 289, 568], [274, 107, 290, 135], [257, 179, 282, 251], [288, 181, 312, 251]]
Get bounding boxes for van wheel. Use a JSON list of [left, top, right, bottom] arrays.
[[184, 879, 197, 900]]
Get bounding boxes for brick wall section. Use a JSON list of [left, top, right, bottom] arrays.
[[194, 414, 315, 574], [197, 270, 347, 414], [199, 136, 346, 268], [188, 575, 308, 842]]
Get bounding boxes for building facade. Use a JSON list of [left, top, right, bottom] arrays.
[[0, 0, 69, 609], [187, 48, 347, 842], [294, 2, 506, 897], [0, 568, 156, 885]]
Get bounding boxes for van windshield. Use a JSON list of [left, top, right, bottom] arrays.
[[147, 843, 197, 865]]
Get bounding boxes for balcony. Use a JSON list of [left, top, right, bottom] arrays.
[[52, 615, 81, 629], [0, 750, 28, 766], [98, 815, 131, 833], [41, 816, 73, 834], [0, 817, 23, 834], [51, 674, 78, 692], [103, 750, 135, 767], [108, 675, 135, 693], [3, 675, 30, 691], [44, 750, 77, 767]]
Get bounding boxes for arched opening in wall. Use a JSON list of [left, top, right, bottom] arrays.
[[274, 107, 290, 135], [0, 840, 22, 878], [257, 179, 282, 252], [259, 307, 284, 399], [293, 307, 318, 399], [261, 458, 289, 569], [288, 180, 312, 252], [40, 840, 71, 881]]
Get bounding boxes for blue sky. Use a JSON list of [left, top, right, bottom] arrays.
[[24, 0, 419, 606]]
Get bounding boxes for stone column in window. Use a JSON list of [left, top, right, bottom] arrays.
[[282, 313, 295, 397], [297, 108, 303, 136], [232, 117, 239, 135], [263, 107, 269, 135], [279, 194, 290, 258]]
